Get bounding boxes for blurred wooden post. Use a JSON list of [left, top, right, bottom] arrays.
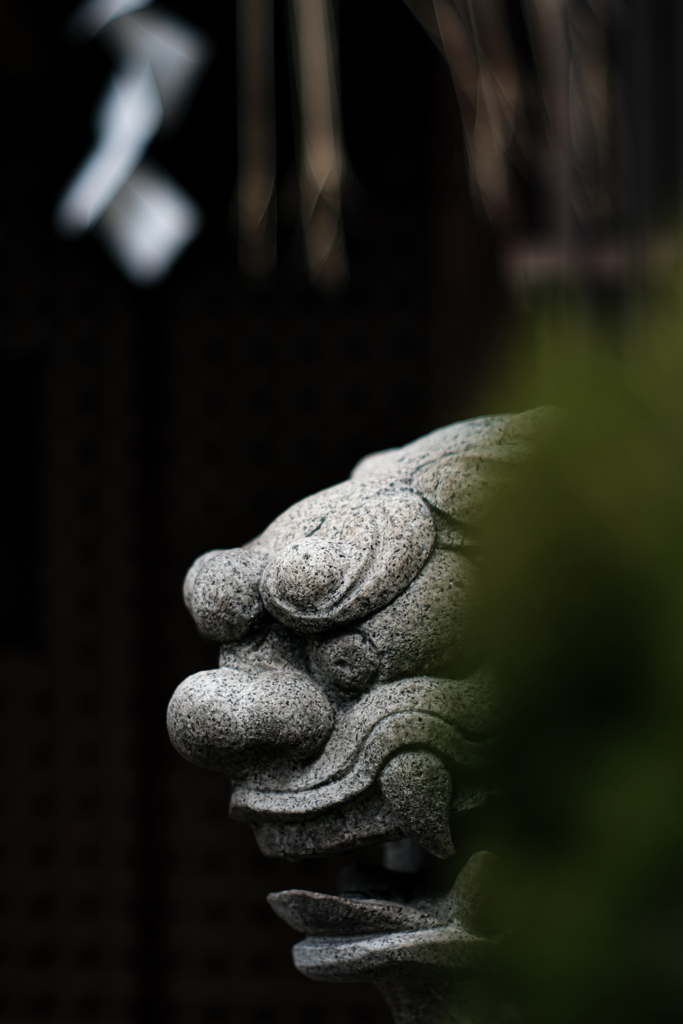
[[289, 0, 348, 289], [236, 0, 277, 281]]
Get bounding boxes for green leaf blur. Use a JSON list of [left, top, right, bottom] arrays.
[[479, 281, 683, 1024]]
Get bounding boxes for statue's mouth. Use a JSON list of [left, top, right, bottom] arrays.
[[227, 669, 498, 860], [270, 840, 457, 933], [265, 821, 497, 982], [228, 704, 498, 983]]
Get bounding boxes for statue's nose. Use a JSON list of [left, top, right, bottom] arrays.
[[167, 664, 334, 777]]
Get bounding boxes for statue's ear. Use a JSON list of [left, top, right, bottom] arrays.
[[498, 406, 562, 449], [411, 444, 513, 525], [351, 408, 560, 521], [350, 447, 400, 481], [411, 408, 560, 524]]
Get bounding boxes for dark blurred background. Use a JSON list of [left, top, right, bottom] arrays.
[[3, 1, 683, 1021], [0, 3, 505, 1022]]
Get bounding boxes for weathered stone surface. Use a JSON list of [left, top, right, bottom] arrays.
[[167, 412, 551, 1023]]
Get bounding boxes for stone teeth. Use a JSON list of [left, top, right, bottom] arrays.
[[452, 850, 502, 938], [379, 750, 455, 859]]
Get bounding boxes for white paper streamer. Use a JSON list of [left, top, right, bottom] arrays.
[[55, 1, 210, 285]]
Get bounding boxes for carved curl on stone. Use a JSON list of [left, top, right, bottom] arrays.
[[168, 410, 551, 1024]]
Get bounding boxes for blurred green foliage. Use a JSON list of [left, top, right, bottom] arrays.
[[480, 281, 683, 1024]]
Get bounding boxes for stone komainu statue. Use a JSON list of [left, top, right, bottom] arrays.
[[167, 411, 548, 1024]]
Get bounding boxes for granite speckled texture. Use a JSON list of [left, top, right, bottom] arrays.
[[167, 412, 549, 1023]]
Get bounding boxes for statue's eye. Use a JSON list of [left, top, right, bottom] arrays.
[[308, 632, 379, 694]]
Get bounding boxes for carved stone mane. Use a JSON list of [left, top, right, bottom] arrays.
[[167, 411, 548, 1024]]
